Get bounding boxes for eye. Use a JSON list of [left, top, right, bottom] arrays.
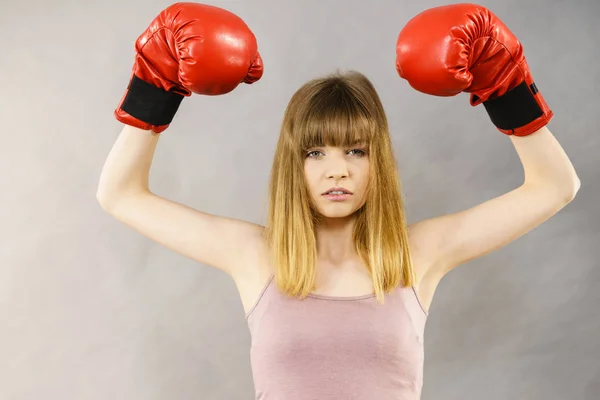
[[348, 148, 367, 157], [306, 150, 322, 158]]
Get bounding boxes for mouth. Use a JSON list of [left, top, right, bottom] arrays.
[[322, 191, 352, 201], [322, 188, 353, 195], [321, 185, 353, 203]]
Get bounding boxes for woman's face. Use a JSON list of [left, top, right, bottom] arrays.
[[303, 144, 370, 219]]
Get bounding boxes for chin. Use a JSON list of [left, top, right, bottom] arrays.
[[319, 212, 352, 219], [315, 204, 361, 219]]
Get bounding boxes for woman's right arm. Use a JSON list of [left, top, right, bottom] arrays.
[[99, 3, 265, 278], [96, 125, 265, 279]]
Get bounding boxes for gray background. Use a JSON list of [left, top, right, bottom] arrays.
[[1, 0, 598, 399]]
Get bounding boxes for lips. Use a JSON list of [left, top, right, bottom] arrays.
[[322, 187, 353, 195]]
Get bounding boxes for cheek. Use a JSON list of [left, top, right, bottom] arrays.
[[356, 168, 370, 195], [358, 165, 370, 186], [303, 167, 318, 193]]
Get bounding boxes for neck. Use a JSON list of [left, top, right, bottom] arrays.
[[314, 214, 358, 264]]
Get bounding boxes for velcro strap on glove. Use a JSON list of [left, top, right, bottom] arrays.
[[482, 81, 544, 134], [120, 75, 185, 126]]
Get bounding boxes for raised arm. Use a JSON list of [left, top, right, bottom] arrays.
[[97, 3, 264, 279]]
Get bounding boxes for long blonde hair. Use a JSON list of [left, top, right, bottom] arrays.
[[264, 70, 414, 305]]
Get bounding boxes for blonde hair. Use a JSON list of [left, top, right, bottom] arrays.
[[264, 70, 414, 305]]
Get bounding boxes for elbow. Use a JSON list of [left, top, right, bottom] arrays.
[[523, 177, 580, 205], [565, 177, 581, 202], [96, 190, 113, 211], [96, 187, 121, 212], [96, 187, 149, 213], [557, 177, 581, 204], [526, 169, 581, 202]]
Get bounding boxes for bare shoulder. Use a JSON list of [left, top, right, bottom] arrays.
[[230, 223, 271, 280], [407, 222, 434, 281], [229, 224, 274, 314], [407, 221, 445, 313]]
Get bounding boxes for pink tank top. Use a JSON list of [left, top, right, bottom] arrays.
[[245, 274, 428, 400]]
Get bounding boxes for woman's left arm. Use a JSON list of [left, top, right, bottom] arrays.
[[409, 126, 580, 282]]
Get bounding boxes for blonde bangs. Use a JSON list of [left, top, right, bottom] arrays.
[[291, 81, 377, 153]]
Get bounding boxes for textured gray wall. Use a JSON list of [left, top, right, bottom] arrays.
[[1, 0, 598, 399]]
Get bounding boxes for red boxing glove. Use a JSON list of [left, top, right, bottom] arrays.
[[395, 3, 553, 136], [115, 2, 264, 133]]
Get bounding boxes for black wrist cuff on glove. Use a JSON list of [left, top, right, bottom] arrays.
[[482, 81, 544, 131], [120, 75, 185, 126]]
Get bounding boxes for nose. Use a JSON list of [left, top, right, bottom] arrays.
[[326, 163, 349, 180], [328, 170, 348, 179]]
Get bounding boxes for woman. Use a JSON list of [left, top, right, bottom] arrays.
[[97, 3, 580, 399]]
